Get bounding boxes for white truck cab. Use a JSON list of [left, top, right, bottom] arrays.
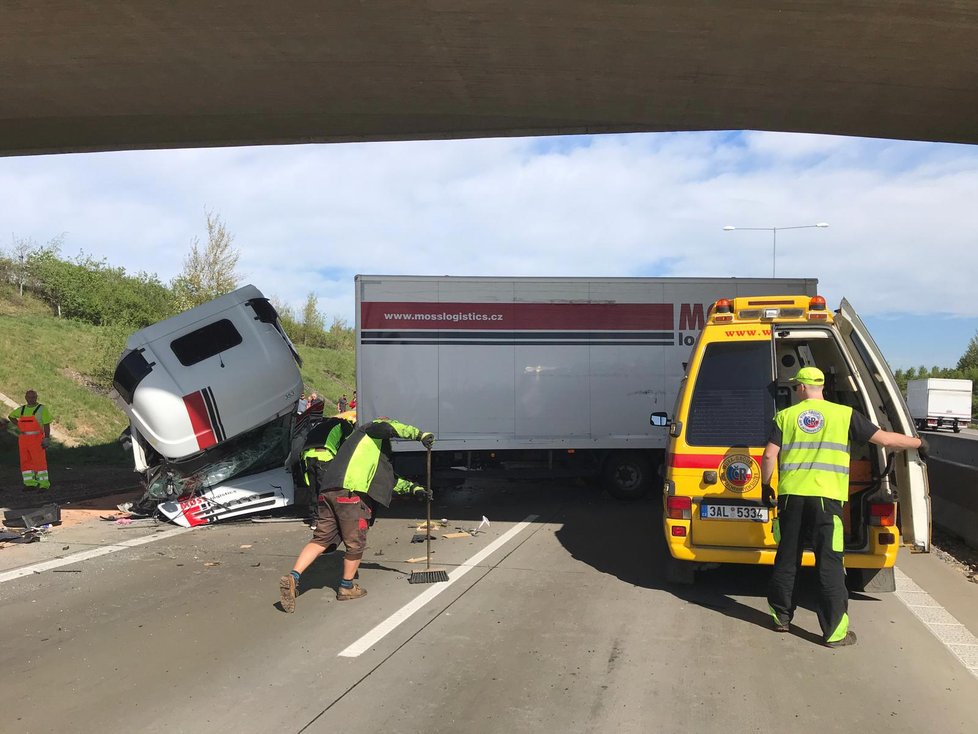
[[112, 285, 310, 526]]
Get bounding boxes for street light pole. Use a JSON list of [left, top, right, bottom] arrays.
[[722, 223, 829, 277]]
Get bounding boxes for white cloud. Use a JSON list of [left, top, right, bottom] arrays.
[[1, 130, 976, 333]]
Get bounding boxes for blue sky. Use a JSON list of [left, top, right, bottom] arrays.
[[1, 130, 975, 369]]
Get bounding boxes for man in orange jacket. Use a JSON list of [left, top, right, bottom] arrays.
[[1, 390, 53, 491]]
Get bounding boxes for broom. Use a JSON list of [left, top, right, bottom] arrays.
[[408, 446, 449, 584]]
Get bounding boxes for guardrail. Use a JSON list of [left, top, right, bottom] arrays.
[[926, 434, 978, 549]]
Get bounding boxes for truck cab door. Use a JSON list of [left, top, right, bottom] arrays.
[[835, 298, 930, 551]]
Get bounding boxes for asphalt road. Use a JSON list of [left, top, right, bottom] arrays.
[[2, 480, 977, 734]]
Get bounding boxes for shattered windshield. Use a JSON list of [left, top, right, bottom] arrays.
[[145, 413, 293, 499]]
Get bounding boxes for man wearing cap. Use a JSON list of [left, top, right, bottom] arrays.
[[760, 366, 927, 648]]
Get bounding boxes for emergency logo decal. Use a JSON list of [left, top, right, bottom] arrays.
[[719, 454, 760, 494], [797, 409, 825, 434]]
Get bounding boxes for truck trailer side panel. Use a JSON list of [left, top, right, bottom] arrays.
[[356, 276, 817, 457]]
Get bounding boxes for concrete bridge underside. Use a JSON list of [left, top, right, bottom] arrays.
[[2, 2, 976, 156]]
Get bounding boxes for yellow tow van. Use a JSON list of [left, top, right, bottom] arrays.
[[661, 294, 930, 591]]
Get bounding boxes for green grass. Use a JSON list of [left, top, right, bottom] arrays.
[[0, 285, 358, 451], [297, 344, 356, 410]]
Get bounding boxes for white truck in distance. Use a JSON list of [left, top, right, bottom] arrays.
[[907, 378, 973, 433], [355, 275, 817, 498]]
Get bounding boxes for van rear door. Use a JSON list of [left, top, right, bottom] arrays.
[[835, 299, 930, 551]]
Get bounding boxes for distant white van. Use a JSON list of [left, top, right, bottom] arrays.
[[112, 285, 310, 526]]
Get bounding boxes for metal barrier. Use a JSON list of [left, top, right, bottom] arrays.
[[926, 434, 978, 550]]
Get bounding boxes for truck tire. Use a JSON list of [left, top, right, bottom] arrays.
[[953, 421, 961, 433], [846, 567, 895, 593], [603, 452, 652, 500]]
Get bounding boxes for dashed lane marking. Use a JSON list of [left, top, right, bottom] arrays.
[[895, 566, 978, 678], [338, 514, 539, 658], [0, 527, 193, 584]]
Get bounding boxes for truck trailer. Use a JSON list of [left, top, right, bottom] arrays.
[[906, 378, 972, 433], [355, 275, 817, 498]]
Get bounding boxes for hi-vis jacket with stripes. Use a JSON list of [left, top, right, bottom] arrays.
[[775, 399, 853, 502], [318, 418, 426, 507]]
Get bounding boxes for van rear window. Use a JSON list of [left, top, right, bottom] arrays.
[[170, 319, 243, 366], [686, 341, 775, 447]]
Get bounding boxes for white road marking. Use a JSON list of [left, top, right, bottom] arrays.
[[338, 514, 539, 658], [0, 527, 192, 584], [895, 567, 978, 678]]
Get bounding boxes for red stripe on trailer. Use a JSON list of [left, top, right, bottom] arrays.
[[361, 301, 674, 330], [183, 391, 217, 450]]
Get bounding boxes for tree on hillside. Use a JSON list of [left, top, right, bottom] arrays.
[[4, 235, 62, 297], [299, 292, 326, 346], [957, 333, 978, 372], [171, 211, 240, 310]]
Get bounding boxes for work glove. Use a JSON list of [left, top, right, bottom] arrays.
[[420, 432, 435, 450], [41, 436, 51, 449], [761, 483, 777, 508], [411, 484, 433, 502], [917, 437, 930, 462]]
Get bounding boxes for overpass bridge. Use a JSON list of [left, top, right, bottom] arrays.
[[2, 2, 977, 156]]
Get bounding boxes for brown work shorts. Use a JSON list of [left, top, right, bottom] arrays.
[[311, 489, 372, 561]]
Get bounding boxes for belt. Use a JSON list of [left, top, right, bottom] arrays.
[[21, 431, 41, 436]]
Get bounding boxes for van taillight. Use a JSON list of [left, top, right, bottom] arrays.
[[667, 496, 692, 520], [870, 503, 896, 527]]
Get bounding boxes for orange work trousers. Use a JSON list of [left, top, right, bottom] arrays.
[[16, 413, 49, 489]]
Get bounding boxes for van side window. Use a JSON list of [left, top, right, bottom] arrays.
[[687, 341, 775, 447], [170, 319, 243, 366]]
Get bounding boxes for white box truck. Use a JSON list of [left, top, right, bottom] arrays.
[[355, 275, 817, 498], [907, 378, 972, 432]]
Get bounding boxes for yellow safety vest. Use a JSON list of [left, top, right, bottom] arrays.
[[775, 399, 852, 502]]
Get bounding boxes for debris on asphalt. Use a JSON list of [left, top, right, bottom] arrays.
[[442, 532, 470, 539], [406, 556, 432, 563], [203, 561, 221, 567], [411, 533, 437, 543], [411, 520, 446, 531]]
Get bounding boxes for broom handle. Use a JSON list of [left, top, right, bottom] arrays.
[[426, 445, 432, 571]]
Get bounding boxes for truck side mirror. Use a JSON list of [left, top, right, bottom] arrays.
[[650, 412, 669, 427]]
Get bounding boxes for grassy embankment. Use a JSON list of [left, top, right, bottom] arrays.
[[0, 285, 355, 470]]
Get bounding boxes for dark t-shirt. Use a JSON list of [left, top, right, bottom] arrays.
[[767, 405, 879, 447]]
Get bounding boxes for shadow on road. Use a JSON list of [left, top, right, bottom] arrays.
[[551, 487, 877, 644]]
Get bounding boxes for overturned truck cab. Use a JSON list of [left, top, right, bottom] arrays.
[[112, 285, 313, 526]]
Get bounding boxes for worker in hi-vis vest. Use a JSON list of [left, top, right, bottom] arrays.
[[298, 416, 355, 520], [760, 367, 927, 648], [279, 417, 434, 613], [1, 390, 53, 491]]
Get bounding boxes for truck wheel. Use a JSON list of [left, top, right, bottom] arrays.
[[953, 421, 961, 433], [846, 567, 895, 593], [604, 452, 652, 500]]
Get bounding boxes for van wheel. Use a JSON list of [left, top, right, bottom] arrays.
[[604, 452, 652, 500], [846, 567, 895, 593], [664, 557, 696, 585]]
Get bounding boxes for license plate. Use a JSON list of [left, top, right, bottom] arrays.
[[699, 504, 769, 522]]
